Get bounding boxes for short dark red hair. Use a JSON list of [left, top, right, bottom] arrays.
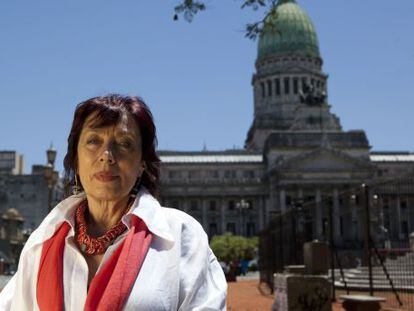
[[63, 94, 160, 197]]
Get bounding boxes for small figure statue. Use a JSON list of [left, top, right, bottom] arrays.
[[299, 82, 326, 107]]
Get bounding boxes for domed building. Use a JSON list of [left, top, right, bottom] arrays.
[[158, 0, 414, 258]]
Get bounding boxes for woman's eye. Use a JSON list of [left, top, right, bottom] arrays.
[[119, 141, 133, 149], [86, 138, 99, 145]]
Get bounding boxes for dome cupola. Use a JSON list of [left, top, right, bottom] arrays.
[[258, 0, 320, 60]]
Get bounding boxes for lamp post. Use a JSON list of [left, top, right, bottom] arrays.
[[44, 145, 58, 212], [236, 199, 250, 236]]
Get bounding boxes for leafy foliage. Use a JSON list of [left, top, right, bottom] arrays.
[[173, 0, 281, 40], [173, 0, 206, 22], [210, 233, 258, 263]]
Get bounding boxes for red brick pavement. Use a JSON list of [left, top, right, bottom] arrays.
[[227, 280, 413, 310], [227, 280, 347, 311]]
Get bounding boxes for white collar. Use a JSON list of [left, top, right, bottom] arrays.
[[23, 188, 174, 254]]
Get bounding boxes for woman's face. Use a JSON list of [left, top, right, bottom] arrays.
[[76, 112, 145, 202]]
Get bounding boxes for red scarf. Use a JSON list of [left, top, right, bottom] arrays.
[[36, 215, 153, 311]]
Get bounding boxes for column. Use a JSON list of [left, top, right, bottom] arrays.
[[202, 200, 208, 233], [265, 197, 271, 226], [297, 188, 304, 232], [315, 189, 322, 239], [298, 188, 303, 199], [258, 196, 264, 230], [280, 190, 286, 214], [351, 193, 359, 242], [220, 198, 226, 234], [396, 196, 402, 239], [333, 188, 341, 243]]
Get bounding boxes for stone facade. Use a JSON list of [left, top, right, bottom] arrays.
[[159, 151, 266, 238], [0, 164, 63, 230]]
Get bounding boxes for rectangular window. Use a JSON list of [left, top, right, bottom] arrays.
[[246, 222, 256, 237], [206, 170, 219, 178], [293, 78, 299, 94], [209, 200, 216, 211], [247, 200, 253, 210], [209, 223, 218, 237], [189, 171, 200, 179], [243, 170, 254, 178], [168, 171, 181, 179], [228, 200, 235, 211], [267, 80, 272, 97], [284, 77, 290, 95], [190, 200, 199, 211], [226, 223, 236, 234], [275, 79, 281, 95], [402, 221, 409, 237]]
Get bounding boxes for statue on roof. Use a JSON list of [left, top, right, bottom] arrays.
[[299, 83, 326, 107]]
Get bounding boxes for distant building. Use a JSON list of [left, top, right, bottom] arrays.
[[0, 151, 24, 175], [0, 208, 27, 272], [0, 155, 63, 230], [158, 0, 414, 249]]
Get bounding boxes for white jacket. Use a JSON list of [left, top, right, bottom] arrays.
[[0, 189, 227, 310]]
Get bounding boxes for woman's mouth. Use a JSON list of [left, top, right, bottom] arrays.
[[94, 172, 119, 182]]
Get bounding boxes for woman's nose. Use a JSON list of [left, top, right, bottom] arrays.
[[99, 145, 116, 164]]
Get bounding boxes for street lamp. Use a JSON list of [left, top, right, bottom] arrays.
[[44, 144, 58, 212], [236, 199, 250, 236]]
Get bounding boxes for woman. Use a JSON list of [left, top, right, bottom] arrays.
[[0, 94, 227, 310]]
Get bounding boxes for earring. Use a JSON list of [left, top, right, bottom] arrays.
[[130, 177, 141, 198], [72, 174, 81, 195]]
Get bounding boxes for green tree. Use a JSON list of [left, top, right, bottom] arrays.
[[173, 0, 280, 39], [210, 233, 258, 263]]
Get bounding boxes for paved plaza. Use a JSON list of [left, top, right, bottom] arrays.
[[227, 277, 413, 310]]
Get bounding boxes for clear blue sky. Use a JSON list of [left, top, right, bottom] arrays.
[[1, 0, 413, 173]]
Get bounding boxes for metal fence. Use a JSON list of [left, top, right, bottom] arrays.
[[259, 175, 414, 310]]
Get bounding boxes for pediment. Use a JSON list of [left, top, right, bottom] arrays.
[[277, 148, 374, 172]]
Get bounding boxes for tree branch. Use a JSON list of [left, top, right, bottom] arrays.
[[174, 0, 281, 40]]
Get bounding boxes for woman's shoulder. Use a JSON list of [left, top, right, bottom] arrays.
[[159, 206, 207, 240]]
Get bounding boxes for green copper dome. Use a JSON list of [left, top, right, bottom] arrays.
[[258, 0, 320, 60]]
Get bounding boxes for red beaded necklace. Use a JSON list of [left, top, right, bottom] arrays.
[[75, 200, 128, 255]]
